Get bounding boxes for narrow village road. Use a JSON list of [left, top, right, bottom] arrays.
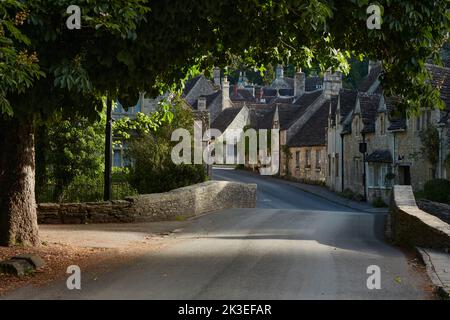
[[6, 168, 431, 299]]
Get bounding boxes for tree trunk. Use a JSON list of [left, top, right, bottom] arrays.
[[0, 117, 39, 246]]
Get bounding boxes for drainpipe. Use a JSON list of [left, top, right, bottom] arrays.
[[437, 126, 443, 178]]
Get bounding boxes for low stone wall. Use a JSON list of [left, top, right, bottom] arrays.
[[387, 185, 450, 249], [417, 200, 450, 224], [38, 181, 257, 224]]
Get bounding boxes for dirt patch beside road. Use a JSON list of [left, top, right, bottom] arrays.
[[0, 221, 187, 297]]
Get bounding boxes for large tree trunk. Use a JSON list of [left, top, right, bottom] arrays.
[[0, 117, 39, 246]]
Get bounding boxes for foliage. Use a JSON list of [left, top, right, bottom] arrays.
[[0, 0, 44, 116], [423, 179, 450, 204], [3, 1, 449, 121], [36, 115, 105, 201], [281, 145, 292, 176], [445, 152, 450, 170], [113, 100, 174, 140], [117, 98, 207, 194], [372, 196, 388, 208], [419, 125, 440, 178], [340, 188, 365, 202], [36, 175, 137, 203]]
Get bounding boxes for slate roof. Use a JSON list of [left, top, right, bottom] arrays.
[[358, 93, 381, 134], [210, 107, 243, 132], [385, 97, 406, 131], [271, 77, 294, 89], [358, 65, 382, 92], [330, 89, 358, 126], [287, 101, 329, 147], [230, 86, 256, 102], [247, 105, 276, 130], [279, 88, 294, 96], [191, 90, 221, 109], [276, 90, 323, 130], [183, 75, 202, 96], [365, 150, 392, 163], [262, 88, 278, 97], [426, 64, 450, 111]]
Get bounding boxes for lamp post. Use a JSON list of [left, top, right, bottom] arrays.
[[104, 98, 113, 201], [359, 137, 367, 202]]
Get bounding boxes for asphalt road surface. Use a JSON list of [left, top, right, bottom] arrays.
[[6, 168, 431, 299]]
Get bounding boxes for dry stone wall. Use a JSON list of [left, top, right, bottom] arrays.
[[38, 181, 257, 224]]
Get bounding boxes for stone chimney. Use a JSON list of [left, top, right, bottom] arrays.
[[368, 60, 381, 74], [323, 71, 342, 99], [213, 67, 221, 87], [197, 97, 206, 111], [294, 68, 306, 97], [221, 77, 232, 110], [276, 64, 284, 79]]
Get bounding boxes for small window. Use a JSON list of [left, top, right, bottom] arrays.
[[295, 151, 300, 168], [316, 150, 322, 169], [305, 150, 311, 168]]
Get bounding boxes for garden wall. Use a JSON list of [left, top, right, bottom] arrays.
[[38, 181, 257, 224], [387, 185, 450, 249]]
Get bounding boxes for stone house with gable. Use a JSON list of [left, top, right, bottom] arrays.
[[327, 62, 450, 204]]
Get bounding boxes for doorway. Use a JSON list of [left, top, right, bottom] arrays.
[[398, 165, 411, 185]]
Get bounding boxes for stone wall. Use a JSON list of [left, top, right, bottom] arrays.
[[286, 146, 326, 183], [417, 200, 450, 224], [38, 181, 257, 224], [387, 185, 450, 249]]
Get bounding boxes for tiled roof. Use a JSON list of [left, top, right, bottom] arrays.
[[287, 101, 329, 147], [270, 97, 295, 104], [183, 75, 202, 96], [247, 105, 275, 130], [262, 88, 278, 97], [358, 66, 382, 92], [210, 107, 243, 132], [276, 90, 323, 130], [271, 77, 294, 89], [365, 149, 392, 163], [230, 86, 256, 102], [337, 89, 358, 123], [279, 88, 294, 96], [358, 93, 381, 134], [191, 90, 221, 109], [426, 64, 450, 111], [385, 97, 406, 131]]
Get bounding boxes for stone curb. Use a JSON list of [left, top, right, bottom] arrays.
[[416, 247, 450, 300]]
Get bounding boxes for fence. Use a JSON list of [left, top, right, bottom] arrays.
[[36, 181, 137, 203]]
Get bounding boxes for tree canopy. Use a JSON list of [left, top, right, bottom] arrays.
[[2, 0, 449, 120]]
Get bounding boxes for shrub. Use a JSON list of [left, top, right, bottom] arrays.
[[372, 196, 388, 208], [423, 179, 450, 204], [339, 188, 364, 202]]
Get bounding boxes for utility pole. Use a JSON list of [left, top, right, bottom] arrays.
[[104, 98, 113, 201]]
